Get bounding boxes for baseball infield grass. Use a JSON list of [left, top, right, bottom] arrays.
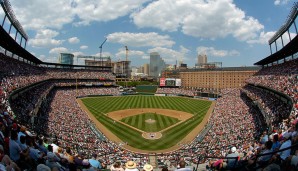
[[121, 113, 180, 132], [81, 96, 211, 151]]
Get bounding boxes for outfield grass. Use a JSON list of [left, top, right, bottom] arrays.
[[81, 96, 211, 151], [121, 112, 180, 132]]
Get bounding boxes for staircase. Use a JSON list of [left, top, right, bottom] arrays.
[[148, 154, 158, 169]]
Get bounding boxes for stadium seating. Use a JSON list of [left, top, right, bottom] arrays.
[[1, 49, 298, 170]]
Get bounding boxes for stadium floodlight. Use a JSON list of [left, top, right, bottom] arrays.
[[268, 2, 298, 44], [1, 0, 28, 40]]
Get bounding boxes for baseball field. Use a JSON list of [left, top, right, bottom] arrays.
[[79, 95, 214, 153]]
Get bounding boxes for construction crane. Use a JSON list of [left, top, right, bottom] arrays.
[[99, 38, 107, 65], [125, 45, 128, 61], [99, 38, 107, 58]]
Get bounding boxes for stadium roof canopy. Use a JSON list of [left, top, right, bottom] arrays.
[[0, 26, 42, 64], [0, 26, 114, 70], [268, 2, 298, 44], [1, 0, 28, 40], [255, 2, 298, 66], [254, 35, 298, 66]]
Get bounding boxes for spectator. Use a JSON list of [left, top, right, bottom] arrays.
[[45, 145, 61, 170], [63, 146, 74, 164], [143, 164, 153, 171], [19, 135, 27, 151], [223, 147, 239, 169], [110, 161, 124, 171], [17, 126, 26, 145], [256, 140, 273, 168], [74, 151, 86, 169], [125, 161, 139, 171], [273, 132, 292, 163], [89, 153, 101, 169], [37, 138, 48, 154], [9, 131, 22, 163], [272, 134, 281, 151], [175, 160, 191, 171], [0, 144, 21, 171]]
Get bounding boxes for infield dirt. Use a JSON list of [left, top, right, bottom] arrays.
[[77, 98, 215, 153]]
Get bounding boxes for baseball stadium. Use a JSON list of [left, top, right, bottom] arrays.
[[0, 0, 298, 171]]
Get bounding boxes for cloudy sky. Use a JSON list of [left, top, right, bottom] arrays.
[[0, 0, 296, 67]]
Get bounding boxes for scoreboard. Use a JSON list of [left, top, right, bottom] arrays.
[[160, 78, 181, 87]]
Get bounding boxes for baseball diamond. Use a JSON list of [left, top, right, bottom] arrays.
[[78, 95, 214, 153]]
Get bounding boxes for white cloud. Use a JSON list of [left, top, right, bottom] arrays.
[[196, 46, 240, 57], [132, 0, 264, 42], [68, 37, 80, 44], [72, 0, 150, 26], [9, 0, 150, 30], [274, 0, 291, 5], [147, 46, 190, 63], [142, 56, 150, 59], [49, 47, 68, 54], [10, 0, 74, 30], [29, 29, 64, 47], [37, 54, 58, 63], [94, 52, 113, 57], [115, 48, 145, 60], [72, 51, 85, 57], [247, 31, 297, 46], [37, 54, 46, 61], [247, 31, 276, 44], [107, 32, 175, 47], [80, 45, 88, 50]]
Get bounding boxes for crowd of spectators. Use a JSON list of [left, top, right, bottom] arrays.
[[246, 58, 298, 119], [0, 52, 115, 115], [163, 89, 266, 163], [0, 53, 123, 170], [1, 50, 298, 170], [242, 85, 291, 128]]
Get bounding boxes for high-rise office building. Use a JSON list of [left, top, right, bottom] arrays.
[[149, 52, 166, 78], [143, 63, 149, 76], [197, 54, 207, 65], [59, 53, 74, 65]]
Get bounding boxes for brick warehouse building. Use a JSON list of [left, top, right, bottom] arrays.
[[162, 66, 260, 91]]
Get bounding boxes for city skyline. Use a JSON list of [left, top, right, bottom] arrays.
[[0, 0, 296, 67]]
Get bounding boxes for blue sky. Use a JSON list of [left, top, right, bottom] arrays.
[[0, 0, 296, 67]]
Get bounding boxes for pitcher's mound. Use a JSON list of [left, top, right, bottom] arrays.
[[145, 119, 156, 124], [142, 132, 162, 140]]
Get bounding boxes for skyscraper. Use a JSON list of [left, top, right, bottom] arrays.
[[197, 54, 207, 65], [143, 63, 149, 76], [149, 52, 166, 78], [59, 53, 74, 65]]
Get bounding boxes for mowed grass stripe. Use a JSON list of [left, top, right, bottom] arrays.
[[121, 113, 179, 132], [163, 116, 172, 126], [137, 114, 142, 129], [131, 114, 136, 125], [156, 114, 163, 130], [81, 96, 212, 150]]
